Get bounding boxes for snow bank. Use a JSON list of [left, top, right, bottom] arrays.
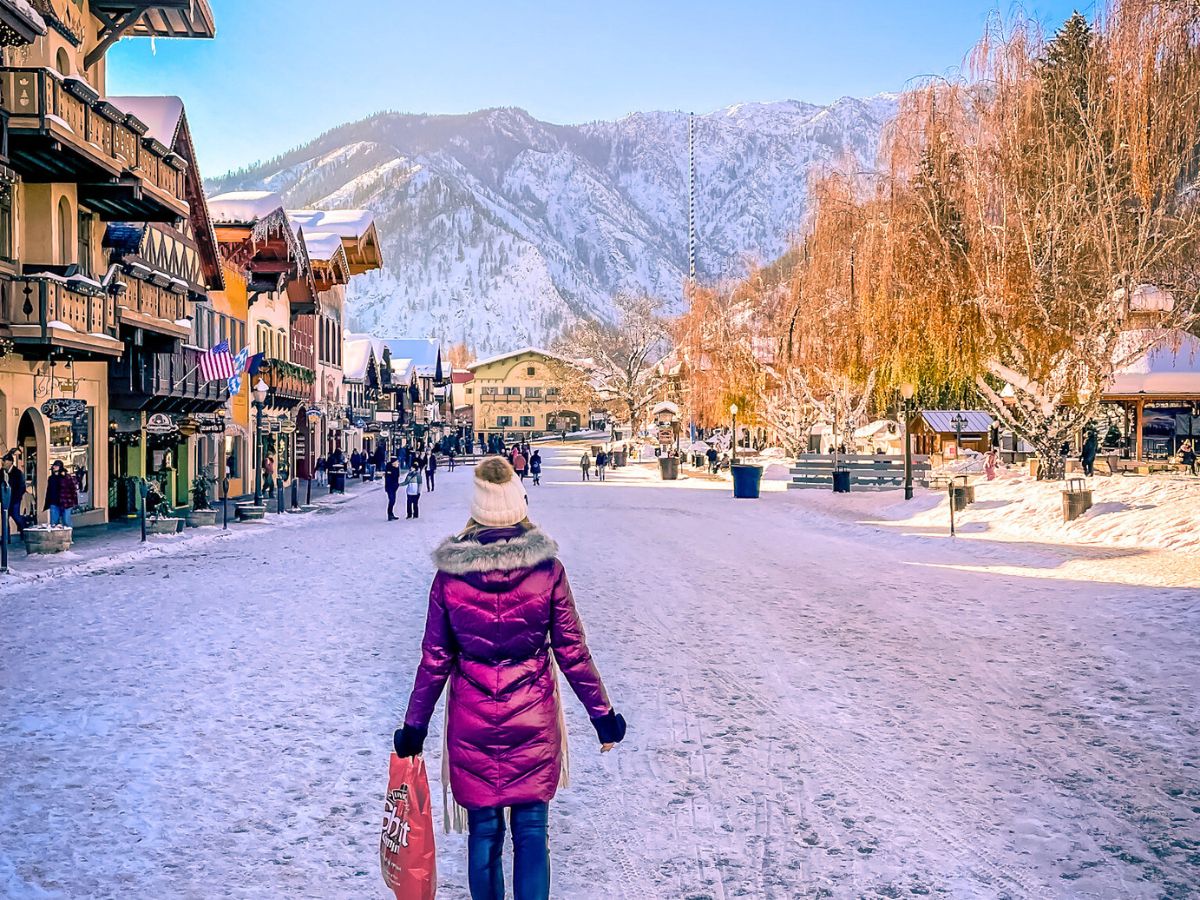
[[791, 469, 1200, 553]]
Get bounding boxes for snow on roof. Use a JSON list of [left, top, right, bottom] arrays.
[[1106, 329, 1200, 395], [467, 346, 574, 370], [391, 358, 415, 381], [208, 191, 285, 224], [301, 231, 344, 262], [286, 208, 375, 238], [342, 337, 375, 380], [108, 96, 184, 146], [0, 0, 46, 36], [920, 410, 995, 434]]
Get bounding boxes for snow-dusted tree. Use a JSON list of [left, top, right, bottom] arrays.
[[554, 293, 671, 438]]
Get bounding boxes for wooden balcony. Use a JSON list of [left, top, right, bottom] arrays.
[[261, 358, 316, 407], [0, 68, 188, 221], [109, 346, 229, 413], [2, 274, 122, 358], [116, 278, 190, 341]]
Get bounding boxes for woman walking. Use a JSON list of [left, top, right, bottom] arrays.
[[579, 451, 591, 481], [402, 463, 422, 519], [530, 449, 542, 486], [512, 447, 528, 481], [394, 458, 625, 899]]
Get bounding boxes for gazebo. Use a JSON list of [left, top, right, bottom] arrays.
[[1101, 329, 1200, 461]]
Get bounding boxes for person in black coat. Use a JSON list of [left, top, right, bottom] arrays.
[[425, 452, 438, 492], [530, 449, 543, 485], [3, 453, 25, 538], [1081, 429, 1099, 476], [384, 457, 402, 520], [373, 444, 386, 471]]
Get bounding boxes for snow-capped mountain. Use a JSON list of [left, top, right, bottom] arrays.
[[209, 97, 897, 353]]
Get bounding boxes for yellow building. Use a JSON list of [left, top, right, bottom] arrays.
[[467, 348, 589, 443], [0, 0, 215, 526]]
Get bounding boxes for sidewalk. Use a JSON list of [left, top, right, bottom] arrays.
[[0, 475, 380, 587]]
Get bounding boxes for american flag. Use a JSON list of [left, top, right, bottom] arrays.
[[198, 340, 236, 382]]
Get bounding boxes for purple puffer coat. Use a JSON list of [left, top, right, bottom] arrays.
[[403, 526, 612, 810]]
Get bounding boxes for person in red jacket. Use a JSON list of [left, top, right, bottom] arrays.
[[44, 460, 78, 528], [395, 457, 625, 900]]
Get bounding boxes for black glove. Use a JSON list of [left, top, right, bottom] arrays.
[[590, 710, 627, 745], [393, 723, 427, 758]]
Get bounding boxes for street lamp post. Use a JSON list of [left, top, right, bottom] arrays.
[[900, 382, 915, 501], [951, 412, 968, 461], [730, 403, 739, 465], [252, 378, 269, 506]]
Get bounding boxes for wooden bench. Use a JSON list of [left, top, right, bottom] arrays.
[[788, 454, 932, 491]]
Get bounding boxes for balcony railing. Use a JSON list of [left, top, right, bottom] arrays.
[[261, 358, 316, 405], [0, 67, 188, 220], [119, 279, 187, 329], [3, 275, 120, 356], [110, 346, 230, 411]]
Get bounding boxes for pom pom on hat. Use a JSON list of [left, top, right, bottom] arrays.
[[471, 457, 528, 527]]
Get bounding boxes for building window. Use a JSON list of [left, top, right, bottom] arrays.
[[57, 196, 72, 266], [497, 416, 512, 427], [525, 387, 542, 398], [0, 187, 12, 262], [277, 328, 288, 362], [546, 387, 561, 397], [466, 387, 473, 395], [520, 416, 534, 427], [527, 367, 536, 376], [482, 386, 498, 396], [55, 48, 71, 76], [77, 209, 93, 276], [503, 387, 520, 396]]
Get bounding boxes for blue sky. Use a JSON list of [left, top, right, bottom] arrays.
[[107, 0, 1085, 178]]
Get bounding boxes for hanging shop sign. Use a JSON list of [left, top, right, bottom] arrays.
[[41, 398, 87, 421], [278, 417, 296, 435], [196, 416, 227, 435], [144, 413, 178, 436], [177, 417, 199, 437], [269, 420, 282, 434]]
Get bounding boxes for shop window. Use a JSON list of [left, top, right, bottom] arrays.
[[520, 416, 535, 427], [49, 406, 93, 511]]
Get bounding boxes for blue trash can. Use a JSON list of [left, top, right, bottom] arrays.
[[832, 468, 851, 493], [731, 464, 762, 499]]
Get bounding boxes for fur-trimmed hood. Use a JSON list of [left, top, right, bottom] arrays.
[[433, 527, 559, 575]]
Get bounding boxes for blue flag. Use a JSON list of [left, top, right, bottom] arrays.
[[246, 352, 266, 376]]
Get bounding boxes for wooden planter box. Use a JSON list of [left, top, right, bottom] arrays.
[[184, 509, 218, 528], [23, 527, 73, 554], [147, 517, 184, 535], [236, 504, 266, 521]]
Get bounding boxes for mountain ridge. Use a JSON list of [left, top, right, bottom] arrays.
[[208, 96, 898, 352]]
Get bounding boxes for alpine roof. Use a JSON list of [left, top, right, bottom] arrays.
[[920, 410, 995, 434]]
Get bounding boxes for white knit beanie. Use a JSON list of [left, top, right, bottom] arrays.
[[470, 457, 528, 527]]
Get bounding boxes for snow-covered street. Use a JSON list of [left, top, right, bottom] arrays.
[[2, 447, 1197, 899]]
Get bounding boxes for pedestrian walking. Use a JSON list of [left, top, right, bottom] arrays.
[[394, 456, 625, 899], [984, 447, 998, 481], [264, 454, 276, 497], [403, 463, 422, 519], [1081, 428, 1099, 477], [706, 446, 719, 474], [44, 460, 78, 528], [315, 455, 327, 486], [530, 449, 542, 486], [596, 449, 609, 481], [1182, 439, 1198, 476], [512, 448, 528, 481], [447, 449, 457, 472], [426, 452, 438, 492], [579, 452, 591, 481], [3, 452, 26, 539], [384, 456, 401, 520]]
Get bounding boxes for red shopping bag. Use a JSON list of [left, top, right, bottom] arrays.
[[380, 752, 437, 899]]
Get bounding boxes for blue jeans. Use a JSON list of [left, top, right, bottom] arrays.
[[467, 802, 549, 900], [49, 504, 72, 527]]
